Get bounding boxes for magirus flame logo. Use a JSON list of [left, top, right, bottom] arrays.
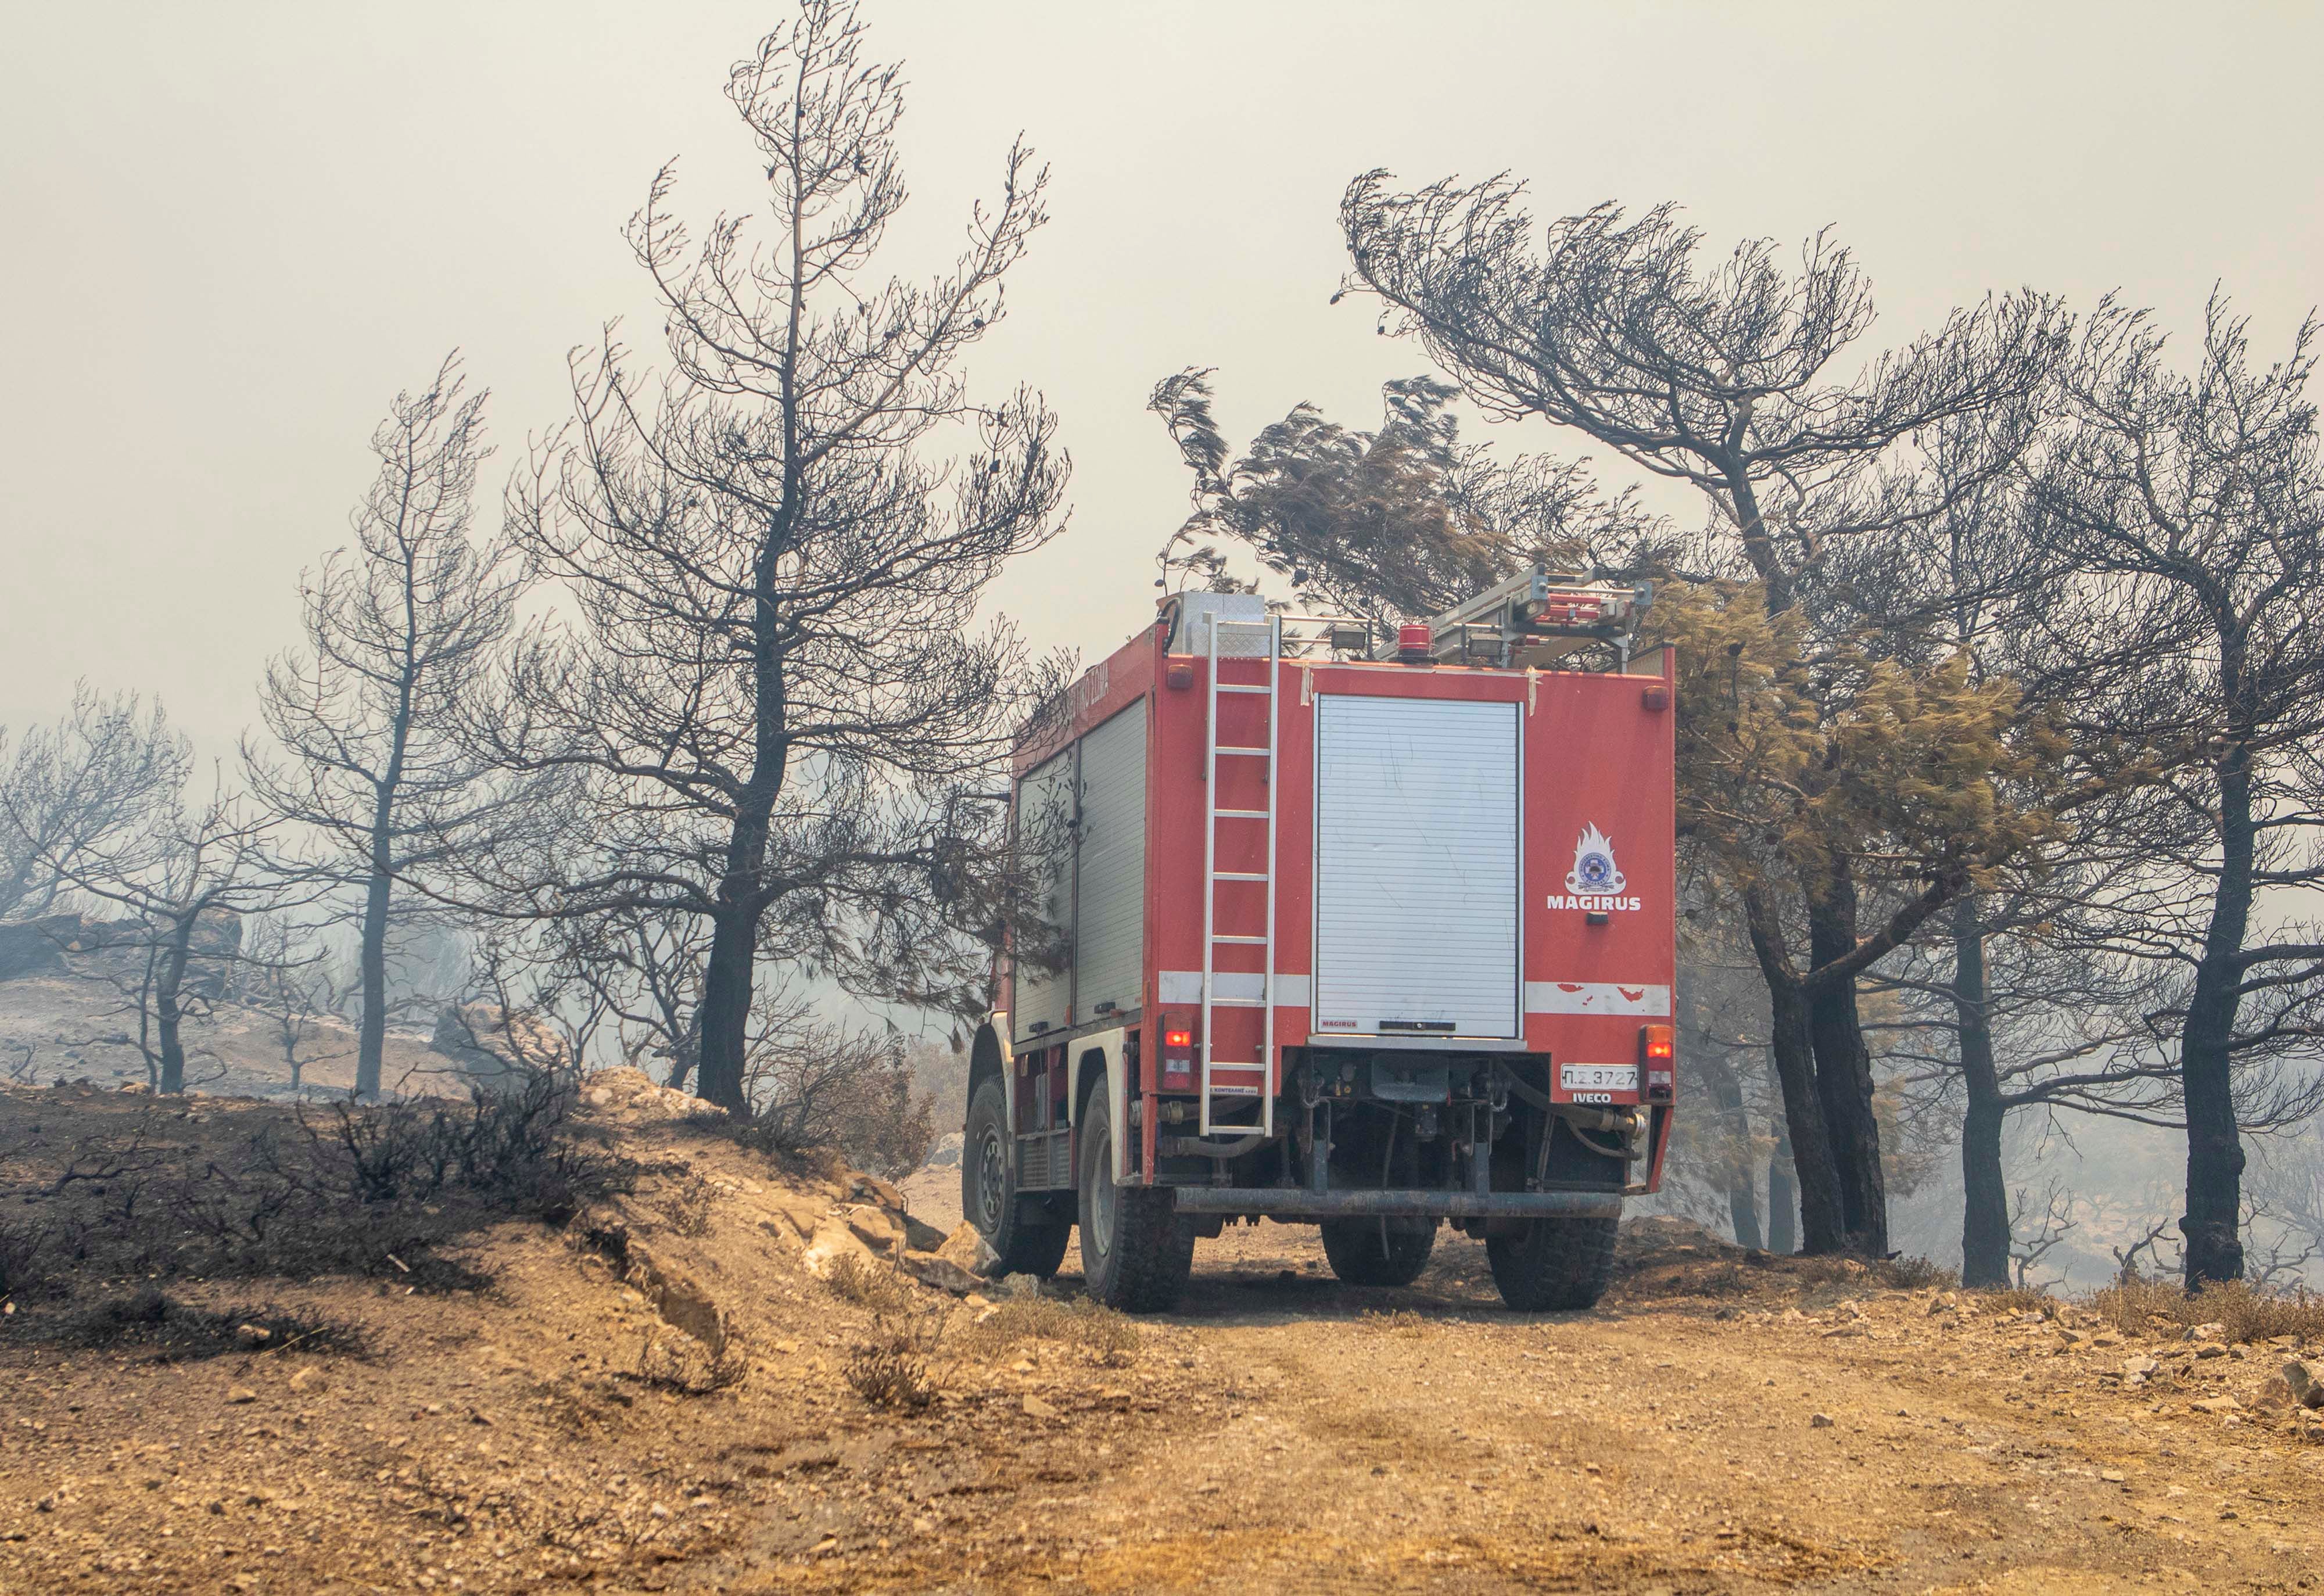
[[1565, 823, 1627, 896]]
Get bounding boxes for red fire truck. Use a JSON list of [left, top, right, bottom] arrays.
[[961, 571, 1675, 1312]]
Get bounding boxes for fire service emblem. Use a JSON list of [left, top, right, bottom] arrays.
[[1565, 823, 1626, 896]]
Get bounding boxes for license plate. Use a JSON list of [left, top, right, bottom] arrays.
[[1560, 1063, 1637, 1092]]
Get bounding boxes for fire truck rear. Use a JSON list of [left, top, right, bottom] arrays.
[[961, 571, 1676, 1311]]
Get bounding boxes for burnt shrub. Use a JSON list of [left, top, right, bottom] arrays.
[[0, 1217, 58, 1300], [180, 1077, 634, 1283], [66, 1286, 369, 1361], [843, 1311, 945, 1409], [727, 1027, 936, 1180], [4, 1077, 633, 1304], [304, 1071, 622, 1217]]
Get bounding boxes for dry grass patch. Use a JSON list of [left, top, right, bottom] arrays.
[[821, 1250, 916, 1315], [955, 1294, 1142, 1367], [2089, 1274, 2324, 1343], [1778, 1253, 1959, 1293], [1972, 1285, 2057, 1316], [1359, 1307, 1432, 1339]]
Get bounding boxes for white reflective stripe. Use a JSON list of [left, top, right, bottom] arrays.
[[1160, 970, 1310, 1007], [1525, 981, 1672, 1017]]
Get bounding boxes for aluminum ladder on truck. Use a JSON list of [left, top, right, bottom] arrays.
[[1200, 610, 1279, 1138]]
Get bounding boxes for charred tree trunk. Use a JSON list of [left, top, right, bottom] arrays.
[[155, 914, 194, 1095], [1766, 989, 1846, 1254], [355, 864, 392, 1099], [2182, 751, 2255, 1287], [697, 527, 795, 1115], [356, 664, 415, 1101], [1745, 891, 1848, 1253], [662, 1018, 701, 1092], [1806, 870, 1889, 1255], [695, 897, 761, 1114], [1951, 895, 2011, 1287]]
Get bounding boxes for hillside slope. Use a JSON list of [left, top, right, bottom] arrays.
[[3, 1074, 2322, 1594]]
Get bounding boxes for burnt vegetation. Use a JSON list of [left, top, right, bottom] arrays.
[[0, 1078, 633, 1337], [1, 0, 2322, 1309]]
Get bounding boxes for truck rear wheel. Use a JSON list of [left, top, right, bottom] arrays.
[[1319, 1219, 1437, 1287], [963, 1077, 1070, 1278], [1486, 1214, 1619, 1311], [1077, 1092, 1195, 1312]]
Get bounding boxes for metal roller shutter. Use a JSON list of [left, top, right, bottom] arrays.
[[1072, 700, 1147, 1024], [1012, 745, 1075, 1042], [1312, 695, 1520, 1038]]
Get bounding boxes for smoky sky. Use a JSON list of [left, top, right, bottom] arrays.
[[2, 2, 2318, 749]]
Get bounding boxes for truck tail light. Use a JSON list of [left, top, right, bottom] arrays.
[[1640, 1024, 1676, 1102], [1161, 1020, 1195, 1088]]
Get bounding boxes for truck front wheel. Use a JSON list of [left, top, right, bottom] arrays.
[[1486, 1214, 1620, 1311], [1319, 1218, 1437, 1287], [1077, 1092, 1195, 1311], [963, 1077, 1070, 1278]]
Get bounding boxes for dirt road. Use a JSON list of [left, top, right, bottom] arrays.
[[6, 1085, 2321, 1594]]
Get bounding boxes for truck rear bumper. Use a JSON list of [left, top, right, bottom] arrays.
[[1168, 1187, 1623, 1221]]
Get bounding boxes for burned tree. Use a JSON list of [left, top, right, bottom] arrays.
[[497, 1, 1067, 1112], [246, 356, 537, 1099], [19, 781, 296, 1093], [235, 915, 348, 1094], [2028, 297, 2324, 1286], [1339, 177, 2068, 1254], [0, 685, 187, 924], [1147, 368, 1658, 618]]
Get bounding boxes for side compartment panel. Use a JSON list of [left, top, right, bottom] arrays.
[[1073, 700, 1149, 1023], [1013, 745, 1076, 1043]]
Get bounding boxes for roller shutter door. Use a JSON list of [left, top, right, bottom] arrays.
[[1072, 701, 1147, 1023], [1312, 695, 1520, 1038]]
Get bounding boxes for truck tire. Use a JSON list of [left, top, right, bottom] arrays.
[[1319, 1219, 1437, 1287], [963, 1077, 1070, 1278], [1077, 1091, 1195, 1312], [1486, 1214, 1620, 1311]]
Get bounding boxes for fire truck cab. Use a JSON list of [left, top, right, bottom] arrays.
[[962, 571, 1676, 1311]]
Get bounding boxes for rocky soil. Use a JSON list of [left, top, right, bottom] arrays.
[[4, 1072, 2322, 1594]]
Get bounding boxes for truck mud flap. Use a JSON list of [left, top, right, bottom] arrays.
[[1168, 1188, 1622, 1220]]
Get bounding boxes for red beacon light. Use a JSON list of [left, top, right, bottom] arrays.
[[1640, 1024, 1676, 1102], [1396, 624, 1433, 663]]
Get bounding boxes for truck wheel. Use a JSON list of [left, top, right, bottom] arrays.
[[1319, 1219, 1436, 1287], [1077, 1091, 1195, 1312], [963, 1077, 1069, 1278], [1486, 1214, 1620, 1311]]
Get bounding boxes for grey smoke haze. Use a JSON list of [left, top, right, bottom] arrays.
[[2, 2, 2319, 748]]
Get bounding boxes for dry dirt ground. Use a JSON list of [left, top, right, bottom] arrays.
[[5, 1077, 2322, 1596]]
